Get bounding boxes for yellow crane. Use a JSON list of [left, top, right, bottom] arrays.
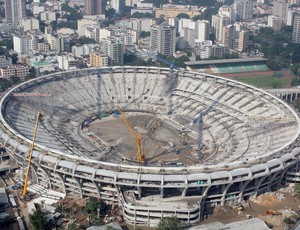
[[118, 109, 145, 164], [22, 111, 42, 198]]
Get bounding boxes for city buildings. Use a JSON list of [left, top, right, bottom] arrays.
[[85, 0, 105, 15], [233, 0, 253, 21], [5, 0, 26, 25], [100, 37, 124, 65], [90, 47, 109, 67], [272, 0, 289, 22], [150, 23, 176, 56], [0, 65, 29, 79], [13, 35, 38, 54]]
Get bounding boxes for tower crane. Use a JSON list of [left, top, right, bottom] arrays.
[[22, 111, 42, 198], [118, 109, 145, 164], [156, 55, 180, 115], [192, 94, 224, 159]]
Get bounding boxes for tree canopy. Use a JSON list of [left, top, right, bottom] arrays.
[[158, 216, 181, 230], [29, 209, 51, 230]]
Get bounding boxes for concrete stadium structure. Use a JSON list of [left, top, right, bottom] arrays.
[[1, 66, 300, 227]]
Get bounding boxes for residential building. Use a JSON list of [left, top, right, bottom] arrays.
[[90, 47, 109, 67], [20, 18, 40, 31], [292, 14, 300, 44], [233, 0, 253, 21], [0, 65, 29, 80], [40, 12, 57, 22], [238, 30, 249, 52], [100, 37, 124, 65], [57, 55, 77, 70], [212, 14, 230, 42], [37, 43, 50, 51], [204, 45, 229, 58], [222, 25, 235, 49], [0, 56, 12, 68], [85, 0, 104, 15], [195, 20, 210, 43], [268, 15, 283, 31], [272, 1, 289, 21], [13, 35, 38, 54], [150, 23, 176, 56], [5, 0, 26, 25]]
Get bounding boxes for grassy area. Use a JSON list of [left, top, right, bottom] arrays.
[[229, 75, 289, 89]]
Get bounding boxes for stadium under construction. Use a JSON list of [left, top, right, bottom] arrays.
[[1, 66, 300, 227]]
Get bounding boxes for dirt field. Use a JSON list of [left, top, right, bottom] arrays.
[[202, 185, 300, 230], [87, 113, 200, 165]]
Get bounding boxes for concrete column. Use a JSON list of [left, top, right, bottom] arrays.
[[182, 187, 187, 197]]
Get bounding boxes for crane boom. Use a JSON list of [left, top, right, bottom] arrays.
[[118, 109, 144, 164], [22, 111, 41, 197], [193, 94, 225, 159]]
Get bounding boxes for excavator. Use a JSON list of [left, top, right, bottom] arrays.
[[21, 111, 42, 201], [118, 109, 145, 164]]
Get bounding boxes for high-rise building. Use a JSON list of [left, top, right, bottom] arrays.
[[238, 30, 249, 52], [13, 35, 38, 54], [85, 0, 104, 15], [212, 14, 230, 42], [111, 0, 121, 13], [90, 47, 109, 67], [292, 14, 300, 44], [268, 15, 283, 32], [222, 25, 235, 49], [272, 1, 289, 21], [100, 37, 124, 66], [233, 0, 253, 21], [5, 0, 26, 25], [150, 23, 176, 57], [195, 20, 210, 42]]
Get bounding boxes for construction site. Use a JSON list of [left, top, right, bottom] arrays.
[[0, 66, 300, 228]]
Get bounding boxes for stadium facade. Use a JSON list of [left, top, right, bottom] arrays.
[[0, 66, 300, 227]]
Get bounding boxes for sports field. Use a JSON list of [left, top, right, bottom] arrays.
[[220, 70, 293, 89]]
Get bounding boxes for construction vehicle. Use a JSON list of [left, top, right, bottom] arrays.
[[265, 209, 282, 215], [118, 109, 145, 164], [22, 111, 42, 199]]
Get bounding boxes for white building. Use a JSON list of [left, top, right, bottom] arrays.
[[195, 20, 210, 42], [268, 15, 283, 31], [233, 0, 253, 21], [111, 0, 120, 13], [5, 0, 26, 25], [77, 18, 99, 37], [150, 23, 176, 57], [13, 35, 37, 54], [0, 56, 12, 68], [20, 18, 39, 31], [57, 55, 77, 70], [212, 14, 230, 42], [40, 11, 57, 22], [100, 37, 124, 65]]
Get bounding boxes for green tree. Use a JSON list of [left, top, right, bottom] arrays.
[[77, 36, 97, 45], [0, 78, 11, 91], [139, 31, 150, 38], [10, 76, 20, 85], [176, 13, 190, 19], [84, 197, 98, 214], [295, 183, 300, 197], [29, 209, 50, 230], [158, 216, 181, 230]]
